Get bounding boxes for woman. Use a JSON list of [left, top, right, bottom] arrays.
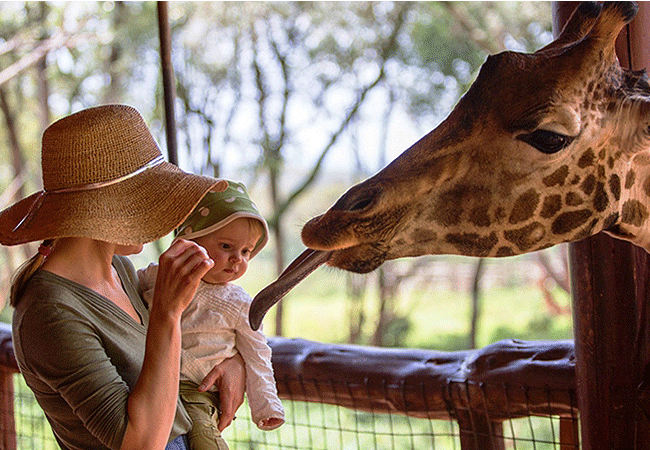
[[0, 105, 246, 450]]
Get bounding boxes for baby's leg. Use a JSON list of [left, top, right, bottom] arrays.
[[179, 380, 230, 450]]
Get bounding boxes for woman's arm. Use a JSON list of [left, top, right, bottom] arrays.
[[121, 240, 213, 450], [198, 353, 246, 432]]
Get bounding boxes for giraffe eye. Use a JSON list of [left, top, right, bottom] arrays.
[[518, 129, 573, 154]]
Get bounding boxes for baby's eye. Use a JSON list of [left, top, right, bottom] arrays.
[[220, 243, 232, 250]]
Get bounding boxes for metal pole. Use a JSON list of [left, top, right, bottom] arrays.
[[157, 1, 178, 166]]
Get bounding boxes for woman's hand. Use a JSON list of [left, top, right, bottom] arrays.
[[198, 353, 246, 431], [152, 239, 213, 317]]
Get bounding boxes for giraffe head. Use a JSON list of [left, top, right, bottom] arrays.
[[250, 2, 650, 329]]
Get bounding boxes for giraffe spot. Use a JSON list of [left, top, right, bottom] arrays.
[[597, 165, 606, 179], [572, 218, 599, 241], [551, 209, 593, 235], [621, 200, 648, 227], [504, 222, 545, 252], [577, 148, 595, 168], [581, 174, 596, 195], [625, 170, 636, 189], [469, 205, 491, 227], [593, 182, 608, 212], [498, 169, 528, 197], [413, 228, 437, 244], [540, 195, 562, 219], [496, 246, 515, 257], [508, 189, 539, 224], [565, 192, 583, 206], [609, 174, 621, 201], [570, 175, 581, 185], [431, 186, 490, 227], [603, 212, 619, 230], [542, 166, 569, 187], [643, 175, 650, 198], [430, 199, 462, 227], [494, 207, 506, 223], [444, 232, 498, 257], [607, 156, 615, 169]]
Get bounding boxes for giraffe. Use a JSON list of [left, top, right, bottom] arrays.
[[250, 1, 650, 329]]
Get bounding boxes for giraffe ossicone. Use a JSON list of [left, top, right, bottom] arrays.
[[250, 1, 650, 330]]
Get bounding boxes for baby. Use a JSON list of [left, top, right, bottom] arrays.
[[139, 181, 284, 450]]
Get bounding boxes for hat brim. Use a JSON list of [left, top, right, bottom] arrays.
[[0, 162, 226, 246]]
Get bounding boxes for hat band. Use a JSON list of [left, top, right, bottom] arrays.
[[12, 155, 165, 232], [45, 155, 165, 194]]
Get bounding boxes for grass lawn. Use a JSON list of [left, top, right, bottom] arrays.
[[240, 254, 573, 350]]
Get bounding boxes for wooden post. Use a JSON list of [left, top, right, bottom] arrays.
[[0, 368, 16, 450], [554, 2, 650, 448], [559, 417, 579, 450], [457, 414, 505, 450], [0, 323, 17, 450]]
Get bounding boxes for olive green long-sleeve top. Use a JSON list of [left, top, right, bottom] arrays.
[[12, 255, 191, 450]]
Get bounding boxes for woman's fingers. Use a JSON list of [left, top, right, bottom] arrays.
[[161, 240, 211, 274], [153, 239, 213, 314]]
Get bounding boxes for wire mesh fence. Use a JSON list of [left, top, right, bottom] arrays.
[[11, 372, 579, 450], [6, 336, 581, 449]]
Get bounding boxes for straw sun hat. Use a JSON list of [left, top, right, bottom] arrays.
[[0, 104, 226, 246]]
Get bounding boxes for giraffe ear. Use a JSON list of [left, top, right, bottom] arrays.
[[586, 2, 638, 50], [547, 3, 637, 59], [544, 2, 602, 52]]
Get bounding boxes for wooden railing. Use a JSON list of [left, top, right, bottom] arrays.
[[268, 336, 578, 449], [0, 322, 578, 449]]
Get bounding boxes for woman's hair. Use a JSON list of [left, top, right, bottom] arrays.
[[10, 239, 56, 307]]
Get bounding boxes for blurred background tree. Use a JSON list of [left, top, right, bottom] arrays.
[[0, 1, 566, 347]]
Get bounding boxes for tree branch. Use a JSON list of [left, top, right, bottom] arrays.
[[270, 2, 413, 226], [0, 29, 92, 89]]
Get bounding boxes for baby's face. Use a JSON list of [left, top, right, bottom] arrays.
[[192, 218, 261, 285]]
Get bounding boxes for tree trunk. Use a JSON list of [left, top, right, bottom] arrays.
[[0, 88, 31, 260], [372, 268, 389, 347], [36, 2, 51, 132], [469, 258, 485, 349]]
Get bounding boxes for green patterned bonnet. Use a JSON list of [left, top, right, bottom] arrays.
[[176, 180, 269, 258]]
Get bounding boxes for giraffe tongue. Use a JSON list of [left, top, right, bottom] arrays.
[[249, 249, 332, 330]]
